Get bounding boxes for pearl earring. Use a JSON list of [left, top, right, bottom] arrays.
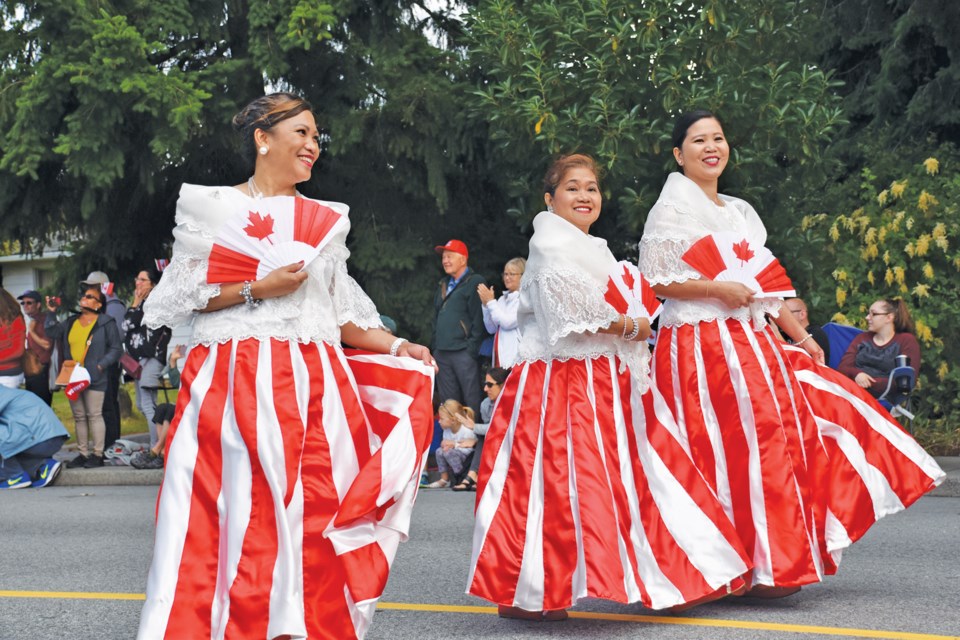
[[547, 204, 554, 212], [259, 146, 268, 155]]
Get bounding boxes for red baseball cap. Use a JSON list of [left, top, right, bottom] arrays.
[[434, 239, 468, 259]]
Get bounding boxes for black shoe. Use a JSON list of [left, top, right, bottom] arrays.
[[66, 454, 89, 469], [83, 454, 105, 469]]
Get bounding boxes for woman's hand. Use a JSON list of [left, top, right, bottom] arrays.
[[45, 296, 61, 313], [854, 372, 875, 389], [802, 337, 825, 366], [397, 341, 437, 371], [454, 413, 475, 430], [710, 282, 756, 309], [477, 283, 495, 305], [252, 262, 308, 300]]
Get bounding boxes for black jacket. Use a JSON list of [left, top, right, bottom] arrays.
[[45, 313, 122, 392], [432, 269, 487, 355]]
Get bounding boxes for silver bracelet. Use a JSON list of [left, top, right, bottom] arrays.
[[624, 316, 641, 341], [389, 337, 408, 357], [240, 281, 261, 308], [620, 313, 629, 338], [796, 334, 813, 346]]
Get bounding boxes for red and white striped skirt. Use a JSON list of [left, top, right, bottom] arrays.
[[653, 319, 943, 588], [467, 355, 751, 612], [138, 339, 434, 640]]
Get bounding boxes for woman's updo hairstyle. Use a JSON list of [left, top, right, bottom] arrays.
[[882, 298, 916, 335], [232, 92, 313, 169], [542, 153, 601, 196]]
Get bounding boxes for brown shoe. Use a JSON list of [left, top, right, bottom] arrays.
[[497, 605, 568, 622], [745, 584, 802, 599]]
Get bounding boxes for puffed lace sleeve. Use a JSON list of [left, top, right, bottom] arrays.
[[528, 267, 619, 345], [637, 202, 702, 286], [144, 185, 222, 330], [330, 258, 382, 330]]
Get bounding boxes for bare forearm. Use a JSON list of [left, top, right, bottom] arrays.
[[340, 322, 395, 353]]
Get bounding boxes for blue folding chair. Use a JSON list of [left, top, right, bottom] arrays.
[[821, 322, 864, 369]]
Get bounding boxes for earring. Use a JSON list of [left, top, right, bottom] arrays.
[[546, 204, 554, 212], [259, 146, 268, 155]]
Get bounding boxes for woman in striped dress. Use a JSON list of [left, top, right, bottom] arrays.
[[467, 154, 751, 620], [638, 110, 944, 596], [137, 93, 435, 640]]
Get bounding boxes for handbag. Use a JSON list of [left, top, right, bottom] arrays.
[[55, 360, 78, 386], [21, 350, 43, 377], [119, 352, 142, 380]]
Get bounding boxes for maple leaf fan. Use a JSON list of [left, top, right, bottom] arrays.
[[207, 195, 348, 284], [681, 233, 795, 298], [604, 261, 662, 321]]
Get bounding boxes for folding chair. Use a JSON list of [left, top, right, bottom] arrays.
[[821, 322, 864, 370], [877, 366, 917, 426]]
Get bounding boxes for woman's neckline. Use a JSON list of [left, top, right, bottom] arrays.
[[872, 332, 895, 347]]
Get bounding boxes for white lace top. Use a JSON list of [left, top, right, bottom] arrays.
[[517, 211, 650, 389], [143, 184, 382, 346], [637, 173, 781, 328], [482, 289, 520, 367]]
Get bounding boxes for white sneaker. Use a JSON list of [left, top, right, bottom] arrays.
[[422, 479, 449, 489]]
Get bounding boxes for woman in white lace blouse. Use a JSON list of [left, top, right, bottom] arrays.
[[137, 93, 435, 640], [466, 154, 751, 622], [638, 110, 944, 599]]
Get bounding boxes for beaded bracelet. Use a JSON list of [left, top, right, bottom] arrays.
[[240, 281, 261, 308], [389, 337, 408, 357], [620, 313, 629, 339], [624, 316, 641, 341], [795, 334, 814, 346]]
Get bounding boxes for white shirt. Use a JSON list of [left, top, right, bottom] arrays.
[[482, 289, 520, 367]]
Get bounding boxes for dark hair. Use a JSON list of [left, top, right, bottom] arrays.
[[141, 266, 162, 286], [486, 366, 511, 386], [879, 298, 915, 335], [83, 286, 106, 312], [232, 92, 313, 169], [0, 289, 20, 324], [671, 110, 721, 150], [542, 154, 601, 195]]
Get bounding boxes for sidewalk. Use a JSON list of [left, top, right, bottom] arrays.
[[49, 435, 960, 497]]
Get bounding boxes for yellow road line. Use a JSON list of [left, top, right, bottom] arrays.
[[0, 591, 955, 640]]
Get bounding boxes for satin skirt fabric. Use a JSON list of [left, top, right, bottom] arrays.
[[137, 339, 434, 640], [653, 319, 943, 588], [467, 355, 751, 612]]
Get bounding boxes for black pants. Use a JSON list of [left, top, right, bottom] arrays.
[[434, 349, 483, 417], [24, 364, 52, 405], [102, 365, 121, 448]]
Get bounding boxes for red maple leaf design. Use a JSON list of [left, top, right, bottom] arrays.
[[732, 239, 754, 265], [244, 211, 275, 245], [621, 264, 635, 291]]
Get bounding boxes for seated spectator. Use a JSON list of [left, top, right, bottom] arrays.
[[130, 403, 176, 470], [784, 297, 830, 364], [839, 298, 920, 398], [452, 366, 510, 492], [0, 386, 69, 489], [163, 344, 186, 389], [478, 258, 525, 367], [421, 399, 477, 488], [0, 289, 26, 389]]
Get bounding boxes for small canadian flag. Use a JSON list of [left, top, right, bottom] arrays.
[[155, 258, 169, 272], [100, 282, 115, 297]]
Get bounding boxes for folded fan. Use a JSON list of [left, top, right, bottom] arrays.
[[681, 233, 795, 298], [604, 261, 662, 321], [207, 195, 348, 284]]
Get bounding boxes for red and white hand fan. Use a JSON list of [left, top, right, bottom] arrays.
[[64, 365, 91, 401], [604, 261, 662, 321], [681, 233, 795, 298], [207, 195, 348, 284]]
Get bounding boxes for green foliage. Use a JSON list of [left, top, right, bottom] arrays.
[[796, 144, 960, 429], [465, 0, 845, 238]]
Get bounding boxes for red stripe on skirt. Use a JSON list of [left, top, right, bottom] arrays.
[[327, 345, 372, 468], [298, 343, 355, 639], [340, 542, 391, 603], [470, 361, 547, 605], [163, 344, 231, 638], [538, 362, 577, 608], [224, 339, 280, 639], [653, 327, 679, 420], [569, 360, 629, 602], [161, 344, 209, 464], [673, 324, 719, 490], [271, 340, 306, 506]]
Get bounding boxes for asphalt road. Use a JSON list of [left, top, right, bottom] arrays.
[[0, 487, 958, 640]]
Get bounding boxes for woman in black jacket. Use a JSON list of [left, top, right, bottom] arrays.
[[122, 267, 171, 448], [45, 286, 122, 468]]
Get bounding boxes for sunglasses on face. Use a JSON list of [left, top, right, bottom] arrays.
[[81, 294, 100, 301], [483, 381, 499, 388]]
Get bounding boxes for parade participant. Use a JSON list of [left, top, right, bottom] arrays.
[[467, 154, 751, 621], [477, 258, 524, 367], [137, 92, 435, 640], [638, 110, 944, 597]]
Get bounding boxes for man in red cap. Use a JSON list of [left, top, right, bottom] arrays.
[[432, 239, 487, 416]]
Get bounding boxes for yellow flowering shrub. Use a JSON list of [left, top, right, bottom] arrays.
[[789, 148, 960, 429]]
